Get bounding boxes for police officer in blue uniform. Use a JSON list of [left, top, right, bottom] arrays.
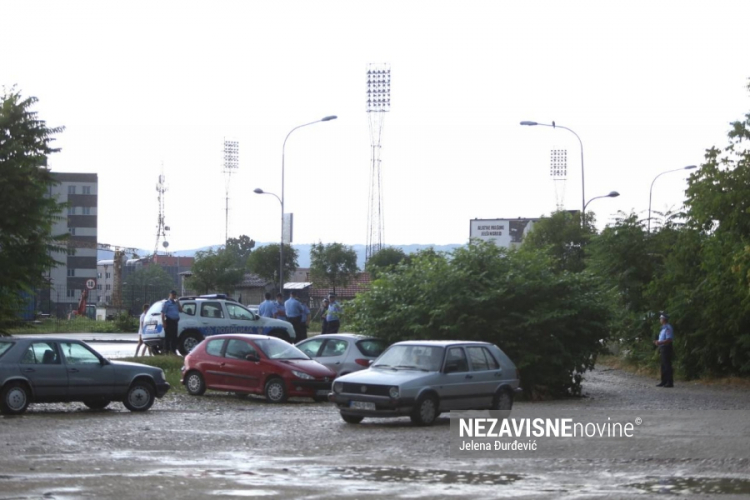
[[653, 312, 674, 387], [161, 290, 182, 355]]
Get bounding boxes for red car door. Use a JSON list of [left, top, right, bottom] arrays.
[[220, 339, 262, 393], [199, 338, 227, 389]]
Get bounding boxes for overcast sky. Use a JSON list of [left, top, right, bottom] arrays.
[[3, 1, 749, 252]]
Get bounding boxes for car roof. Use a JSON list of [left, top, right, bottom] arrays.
[[304, 333, 379, 341], [203, 333, 285, 341], [392, 340, 493, 347]]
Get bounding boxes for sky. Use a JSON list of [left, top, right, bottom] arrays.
[[3, 0, 749, 252]]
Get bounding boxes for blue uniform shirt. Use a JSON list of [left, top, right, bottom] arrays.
[[161, 299, 181, 320], [275, 301, 287, 319], [285, 297, 304, 318], [326, 300, 342, 322], [258, 300, 275, 318], [301, 304, 310, 323], [658, 323, 674, 342]]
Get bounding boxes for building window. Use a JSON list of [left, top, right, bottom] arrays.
[[106, 284, 111, 291], [97, 284, 102, 290], [105, 295, 110, 303], [83, 186, 91, 195], [67, 289, 76, 298], [68, 206, 76, 215], [97, 273, 102, 278], [67, 247, 75, 256], [106, 272, 111, 279], [82, 206, 91, 215], [68, 227, 76, 235], [67, 268, 75, 277], [68, 185, 76, 195]]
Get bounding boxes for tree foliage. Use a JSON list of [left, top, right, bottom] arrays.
[[0, 89, 66, 332], [187, 248, 245, 295], [310, 242, 359, 293], [365, 246, 408, 279], [521, 210, 595, 273], [350, 241, 610, 396], [246, 243, 298, 289], [225, 235, 255, 268]]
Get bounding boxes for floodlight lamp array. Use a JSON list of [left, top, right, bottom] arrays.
[[550, 149, 567, 178], [223, 140, 239, 170], [367, 64, 391, 112]]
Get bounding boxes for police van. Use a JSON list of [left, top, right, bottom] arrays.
[[142, 294, 295, 355]]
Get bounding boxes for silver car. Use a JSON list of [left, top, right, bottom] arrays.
[[295, 334, 388, 376], [329, 340, 521, 426]]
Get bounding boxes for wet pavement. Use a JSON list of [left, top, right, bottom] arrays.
[[2, 365, 750, 498]]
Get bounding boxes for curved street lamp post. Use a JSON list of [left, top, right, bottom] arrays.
[[648, 165, 697, 234], [584, 191, 620, 213]]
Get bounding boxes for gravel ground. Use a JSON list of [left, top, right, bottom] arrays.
[[1, 366, 750, 499]]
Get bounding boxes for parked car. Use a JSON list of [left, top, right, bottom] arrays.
[[295, 334, 388, 376], [181, 334, 336, 403], [142, 294, 295, 355], [329, 340, 521, 426], [0, 337, 170, 415]]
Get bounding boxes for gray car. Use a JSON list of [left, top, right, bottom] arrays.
[[295, 334, 388, 376], [0, 337, 170, 415], [329, 340, 521, 426]]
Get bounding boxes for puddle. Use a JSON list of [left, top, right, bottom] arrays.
[[211, 489, 278, 497], [630, 477, 750, 495], [328, 466, 521, 486]]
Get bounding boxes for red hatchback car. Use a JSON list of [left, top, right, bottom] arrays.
[[181, 334, 336, 403]]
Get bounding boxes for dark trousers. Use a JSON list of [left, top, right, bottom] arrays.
[[288, 316, 303, 342], [299, 322, 308, 342], [165, 318, 179, 354], [326, 320, 340, 334], [321, 318, 328, 335], [660, 344, 673, 385]]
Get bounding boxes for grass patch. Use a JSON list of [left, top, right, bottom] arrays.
[[118, 355, 186, 393], [9, 316, 138, 335]]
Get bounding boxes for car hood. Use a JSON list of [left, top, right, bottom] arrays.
[[108, 360, 159, 372], [338, 367, 435, 385], [277, 359, 336, 378]]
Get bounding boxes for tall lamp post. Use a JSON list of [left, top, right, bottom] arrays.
[[253, 188, 283, 292], [275, 115, 337, 295], [584, 191, 620, 213], [521, 121, 585, 215], [648, 165, 697, 233]]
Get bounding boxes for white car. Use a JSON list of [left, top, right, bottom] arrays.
[[142, 294, 295, 355]]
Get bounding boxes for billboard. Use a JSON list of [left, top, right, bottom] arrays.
[[469, 218, 537, 248], [283, 213, 294, 244]]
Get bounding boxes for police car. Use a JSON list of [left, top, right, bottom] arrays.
[[142, 294, 295, 355]]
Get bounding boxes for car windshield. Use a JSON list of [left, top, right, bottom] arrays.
[[372, 345, 444, 372], [356, 339, 388, 357], [254, 338, 309, 360]]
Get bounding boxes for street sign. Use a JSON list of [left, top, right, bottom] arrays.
[[85, 279, 96, 290]]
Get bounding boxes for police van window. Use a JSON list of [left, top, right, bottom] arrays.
[[227, 304, 254, 321], [182, 302, 196, 316], [200, 302, 224, 319]]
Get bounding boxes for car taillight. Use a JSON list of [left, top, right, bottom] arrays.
[[355, 359, 370, 367]]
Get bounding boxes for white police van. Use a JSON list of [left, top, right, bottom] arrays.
[[142, 294, 295, 355]]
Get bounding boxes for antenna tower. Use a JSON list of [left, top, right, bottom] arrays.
[[366, 63, 391, 262], [223, 138, 240, 243], [550, 149, 568, 211], [154, 166, 171, 256]]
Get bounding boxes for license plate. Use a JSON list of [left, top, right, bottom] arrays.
[[350, 401, 375, 410], [316, 390, 329, 396]]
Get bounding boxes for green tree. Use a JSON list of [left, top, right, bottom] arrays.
[[365, 246, 408, 279], [350, 241, 610, 396], [187, 248, 245, 295], [246, 243, 299, 290], [310, 242, 359, 293], [521, 210, 595, 273], [225, 235, 255, 267], [123, 265, 176, 312], [0, 89, 66, 332]]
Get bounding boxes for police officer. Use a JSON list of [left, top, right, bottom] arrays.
[[285, 290, 304, 341], [161, 290, 182, 355], [258, 292, 276, 318], [653, 312, 674, 387], [326, 293, 342, 333]]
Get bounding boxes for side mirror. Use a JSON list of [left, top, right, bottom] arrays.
[[245, 354, 260, 362], [444, 362, 459, 374]]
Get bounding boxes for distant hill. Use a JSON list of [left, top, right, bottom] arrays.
[[100, 243, 464, 268]]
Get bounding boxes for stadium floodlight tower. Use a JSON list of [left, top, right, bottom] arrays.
[[223, 138, 240, 243], [550, 148, 568, 211], [366, 63, 391, 263], [154, 164, 171, 256]]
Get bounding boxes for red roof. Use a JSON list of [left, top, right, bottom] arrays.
[[151, 255, 194, 266], [310, 272, 372, 299]]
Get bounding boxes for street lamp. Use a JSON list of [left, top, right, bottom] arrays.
[[277, 115, 337, 295], [521, 121, 585, 215], [648, 165, 698, 233], [253, 188, 283, 292], [584, 191, 620, 213]]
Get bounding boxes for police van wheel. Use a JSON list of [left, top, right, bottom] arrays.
[[179, 331, 203, 355]]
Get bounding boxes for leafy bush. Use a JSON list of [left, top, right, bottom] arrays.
[[350, 241, 611, 397]]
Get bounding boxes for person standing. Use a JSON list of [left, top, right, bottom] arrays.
[[653, 312, 674, 387], [274, 293, 287, 321], [326, 293, 342, 334], [285, 290, 304, 341], [161, 290, 182, 355], [299, 300, 310, 342], [318, 298, 329, 334], [258, 292, 276, 318], [135, 303, 152, 357]]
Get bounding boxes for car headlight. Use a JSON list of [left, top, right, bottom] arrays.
[[389, 386, 399, 399], [292, 370, 314, 380], [333, 381, 343, 393]]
